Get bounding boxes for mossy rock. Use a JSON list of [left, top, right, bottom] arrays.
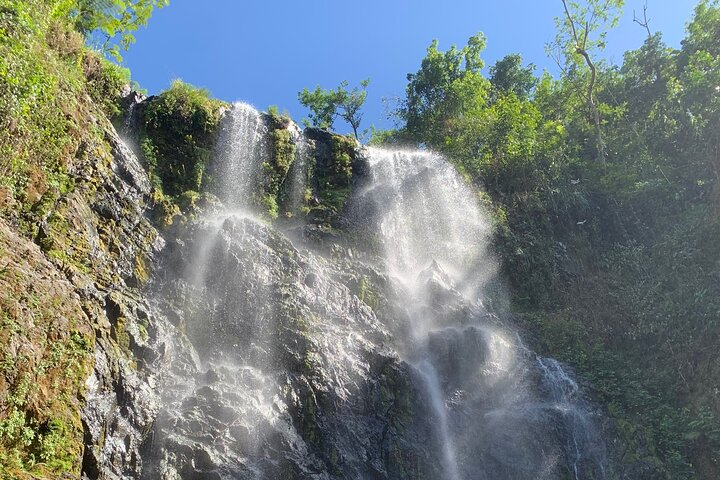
[[140, 80, 227, 197], [0, 221, 94, 478]]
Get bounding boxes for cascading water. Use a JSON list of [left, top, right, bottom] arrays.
[[212, 102, 268, 209], [143, 106, 611, 479], [537, 356, 607, 480], [284, 124, 311, 216], [352, 147, 608, 479]]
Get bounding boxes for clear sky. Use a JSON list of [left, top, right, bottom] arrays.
[[122, 0, 700, 135]]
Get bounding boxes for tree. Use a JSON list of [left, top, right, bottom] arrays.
[[489, 54, 537, 101], [72, 0, 169, 61], [298, 79, 370, 139], [334, 79, 370, 140], [549, 0, 624, 162], [297, 85, 336, 130], [398, 33, 490, 147]]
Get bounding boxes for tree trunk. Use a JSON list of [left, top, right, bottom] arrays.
[[579, 49, 605, 163]]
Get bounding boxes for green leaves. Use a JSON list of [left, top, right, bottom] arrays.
[[298, 79, 370, 139], [489, 54, 537, 101], [142, 79, 225, 196], [550, 0, 623, 64], [71, 0, 169, 61], [400, 33, 489, 147], [298, 85, 337, 130]]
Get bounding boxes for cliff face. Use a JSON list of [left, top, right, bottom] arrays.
[[0, 7, 620, 478], [0, 109, 163, 477], [81, 97, 624, 479], [140, 217, 443, 479]]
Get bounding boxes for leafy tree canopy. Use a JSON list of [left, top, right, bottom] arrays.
[[398, 33, 489, 146], [489, 54, 537, 101], [298, 79, 370, 139]]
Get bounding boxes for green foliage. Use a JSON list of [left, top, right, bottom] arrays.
[[319, 135, 353, 212], [304, 133, 355, 224], [298, 79, 370, 139], [391, 2, 720, 477], [141, 79, 225, 197], [0, 0, 131, 232], [489, 54, 537, 101], [334, 79, 370, 140], [261, 108, 297, 219], [299, 86, 336, 130], [550, 0, 624, 67], [367, 127, 406, 146], [0, 246, 94, 478], [83, 49, 130, 116], [357, 276, 379, 309], [399, 33, 489, 146], [70, 0, 169, 61], [549, 0, 625, 160]]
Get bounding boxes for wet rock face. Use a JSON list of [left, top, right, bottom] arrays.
[[0, 106, 167, 477], [143, 216, 446, 479], [123, 211, 615, 480], [33, 119, 169, 480], [26, 107, 616, 479], [0, 91, 627, 479]]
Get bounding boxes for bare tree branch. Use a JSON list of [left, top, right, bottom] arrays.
[[633, 1, 652, 39]]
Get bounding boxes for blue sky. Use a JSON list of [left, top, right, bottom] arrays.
[[123, 0, 700, 135]]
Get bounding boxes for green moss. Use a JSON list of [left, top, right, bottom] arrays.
[[258, 193, 279, 221], [134, 254, 150, 284], [82, 50, 130, 118], [140, 79, 226, 197], [357, 275, 379, 309], [312, 134, 355, 221], [261, 109, 297, 219], [0, 250, 94, 478], [138, 80, 227, 227], [111, 315, 131, 354]]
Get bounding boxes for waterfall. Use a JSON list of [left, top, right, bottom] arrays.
[[143, 120, 610, 478], [212, 102, 268, 209], [354, 147, 608, 479], [537, 357, 607, 480], [357, 148, 493, 301], [284, 124, 310, 217], [417, 359, 461, 480]]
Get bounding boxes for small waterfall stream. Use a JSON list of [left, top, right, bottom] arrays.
[[212, 102, 268, 209], [285, 124, 310, 216]]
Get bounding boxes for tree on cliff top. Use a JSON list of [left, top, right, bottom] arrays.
[[397, 33, 489, 147], [298, 79, 370, 140]]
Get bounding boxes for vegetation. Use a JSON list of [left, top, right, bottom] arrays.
[[549, 0, 624, 161], [376, 1, 720, 477], [2, 0, 719, 478], [0, 0, 135, 233], [137, 79, 226, 227], [314, 134, 355, 219], [261, 107, 297, 220], [141, 80, 225, 196], [71, 0, 169, 60], [298, 79, 370, 139], [0, 1, 159, 477], [0, 223, 95, 478]]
